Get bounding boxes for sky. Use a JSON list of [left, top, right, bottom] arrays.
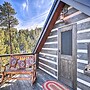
[[0, 0, 54, 30]]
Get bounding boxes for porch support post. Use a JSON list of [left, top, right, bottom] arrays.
[[35, 53, 39, 69]]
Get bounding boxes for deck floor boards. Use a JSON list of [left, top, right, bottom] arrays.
[[0, 69, 72, 90]]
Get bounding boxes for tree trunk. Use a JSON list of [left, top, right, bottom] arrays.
[[8, 11, 12, 54], [9, 28, 12, 54], [8, 20, 12, 54]]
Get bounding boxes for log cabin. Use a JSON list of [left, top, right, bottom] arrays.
[[33, 0, 90, 90], [0, 0, 90, 90]]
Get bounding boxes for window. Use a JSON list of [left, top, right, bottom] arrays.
[[61, 30, 72, 55]]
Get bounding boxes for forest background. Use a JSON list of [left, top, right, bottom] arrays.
[[0, 2, 41, 68], [0, 2, 42, 55]]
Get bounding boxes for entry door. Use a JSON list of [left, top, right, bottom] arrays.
[[58, 24, 77, 90]]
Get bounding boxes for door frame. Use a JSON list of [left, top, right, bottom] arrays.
[[57, 24, 77, 90]]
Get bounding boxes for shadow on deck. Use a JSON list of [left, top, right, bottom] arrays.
[[0, 69, 72, 90]]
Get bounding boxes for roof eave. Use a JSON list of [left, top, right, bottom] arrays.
[[33, 0, 65, 53], [61, 0, 90, 16]]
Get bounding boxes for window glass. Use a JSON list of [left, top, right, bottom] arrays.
[[61, 30, 72, 55]]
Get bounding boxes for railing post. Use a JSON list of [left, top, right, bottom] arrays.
[[35, 53, 39, 69]]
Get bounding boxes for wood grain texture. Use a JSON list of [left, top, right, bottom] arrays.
[[58, 24, 77, 90], [0, 69, 72, 90]]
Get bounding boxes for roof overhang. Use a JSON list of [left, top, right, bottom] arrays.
[[61, 0, 90, 16], [33, 0, 90, 54], [33, 0, 65, 53]]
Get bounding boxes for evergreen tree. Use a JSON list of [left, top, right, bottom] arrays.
[[10, 28, 20, 53], [0, 29, 6, 54], [0, 2, 19, 54]]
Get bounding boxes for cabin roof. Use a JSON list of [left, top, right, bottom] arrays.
[[33, 0, 90, 54]]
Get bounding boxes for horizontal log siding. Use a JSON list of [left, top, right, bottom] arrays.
[[64, 7, 90, 89], [77, 21, 90, 89], [39, 29, 58, 79], [43, 44, 57, 48], [40, 49, 58, 55], [55, 6, 90, 89], [39, 5, 90, 89]]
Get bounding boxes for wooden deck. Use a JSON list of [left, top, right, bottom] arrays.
[[0, 69, 72, 90]]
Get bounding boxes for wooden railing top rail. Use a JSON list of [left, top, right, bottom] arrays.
[[0, 53, 34, 57]]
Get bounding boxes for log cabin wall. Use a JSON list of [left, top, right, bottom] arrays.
[[38, 5, 90, 90], [39, 28, 58, 79], [63, 7, 90, 90]]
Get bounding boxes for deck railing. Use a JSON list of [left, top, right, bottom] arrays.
[[0, 53, 35, 72]]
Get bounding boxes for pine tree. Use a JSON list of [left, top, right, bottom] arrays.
[[0, 29, 6, 54], [0, 2, 19, 54]]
